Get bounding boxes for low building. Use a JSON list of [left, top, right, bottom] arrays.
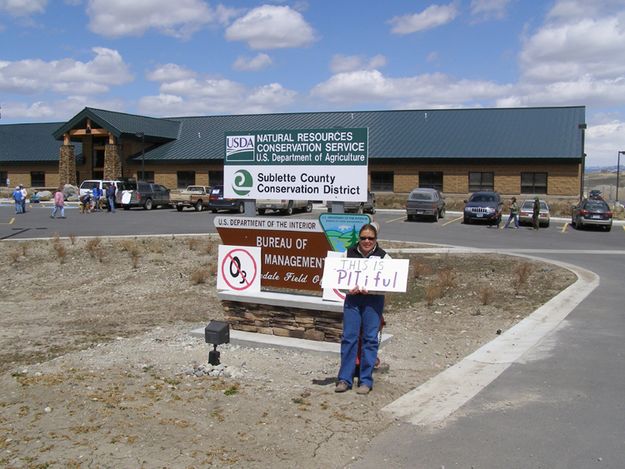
[[0, 105, 586, 197]]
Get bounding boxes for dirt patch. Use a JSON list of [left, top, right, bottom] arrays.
[[0, 236, 575, 468]]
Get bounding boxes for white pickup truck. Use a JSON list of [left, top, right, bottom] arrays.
[[256, 199, 312, 215]]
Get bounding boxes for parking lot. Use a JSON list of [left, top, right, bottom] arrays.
[[1, 203, 623, 252]]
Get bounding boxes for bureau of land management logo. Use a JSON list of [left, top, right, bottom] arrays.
[[226, 134, 255, 162], [232, 169, 253, 196]]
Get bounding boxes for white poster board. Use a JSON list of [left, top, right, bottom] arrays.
[[217, 245, 261, 292], [321, 257, 409, 293]]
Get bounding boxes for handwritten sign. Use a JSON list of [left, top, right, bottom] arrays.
[[321, 257, 409, 293]]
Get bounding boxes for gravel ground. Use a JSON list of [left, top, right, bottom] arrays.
[[0, 235, 575, 468]]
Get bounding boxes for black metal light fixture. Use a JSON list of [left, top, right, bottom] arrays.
[[204, 320, 230, 365], [578, 123, 587, 201], [617, 151, 625, 205], [135, 132, 145, 181]]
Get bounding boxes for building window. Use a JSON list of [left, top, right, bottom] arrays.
[[419, 171, 443, 191], [521, 172, 547, 194], [142, 171, 155, 183], [177, 171, 195, 188], [0, 171, 7, 187], [31, 171, 45, 187], [469, 172, 494, 192], [209, 170, 223, 186], [371, 172, 394, 192]]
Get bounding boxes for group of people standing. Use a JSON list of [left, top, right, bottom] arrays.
[[11, 185, 28, 214]]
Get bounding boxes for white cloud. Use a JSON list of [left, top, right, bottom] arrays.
[[0, 47, 132, 95], [139, 74, 296, 115], [520, 17, 625, 83], [311, 69, 509, 108], [233, 53, 272, 71], [470, 0, 511, 21], [146, 63, 197, 82], [330, 54, 386, 74], [389, 3, 458, 34], [0, 0, 46, 16], [86, 0, 235, 38], [225, 5, 316, 49], [586, 119, 625, 167], [3, 96, 126, 121], [547, 0, 625, 21]]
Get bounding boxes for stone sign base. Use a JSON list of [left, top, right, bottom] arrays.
[[218, 291, 344, 343]]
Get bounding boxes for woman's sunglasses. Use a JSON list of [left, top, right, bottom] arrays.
[[359, 236, 376, 241]]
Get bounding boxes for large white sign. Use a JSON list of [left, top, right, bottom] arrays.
[[223, 128, 369, 202], [321, 257, 409, 293]]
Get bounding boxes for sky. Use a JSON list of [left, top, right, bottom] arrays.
[[1, 0, 625, 167]]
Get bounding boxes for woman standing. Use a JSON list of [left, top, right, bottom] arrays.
[[504, 197, 519, 229], [335, 223, 389, 395]]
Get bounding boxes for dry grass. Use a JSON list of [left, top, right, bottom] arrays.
[[424, 282, 443, 306], [187, 238, 201, 251], [436, 267, 457, 291], [8, 249, 21, 264], [52, 239, 67, 264], [513, 262, 532, 291], [85, 238, 102, 259], [411, 261, 432, 279], [190, 268, 210, 285], [68, 234, 77, 246], [478, 285, 495, 305]]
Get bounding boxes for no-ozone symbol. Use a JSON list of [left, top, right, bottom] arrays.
[[219, 246, 260, 291]]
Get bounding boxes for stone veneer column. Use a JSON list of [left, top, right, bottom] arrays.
[[59, 145, 76, 186], [103, 144, 122, 180]]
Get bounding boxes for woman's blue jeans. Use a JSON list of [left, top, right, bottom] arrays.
[[337, 294, 384, 388]]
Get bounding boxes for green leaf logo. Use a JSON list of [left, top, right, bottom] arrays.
[[232, 169, 253, 196]]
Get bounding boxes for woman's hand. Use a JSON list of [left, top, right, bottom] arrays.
[[348, 286, 369, 295]]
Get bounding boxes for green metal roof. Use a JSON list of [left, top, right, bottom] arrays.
[[0, 122, 82, 163], [52, 107, 181, 142], [2, 106, 585, 165], [142, 106, 585, 162]]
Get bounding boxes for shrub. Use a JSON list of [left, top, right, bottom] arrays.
[[187, 238, 201, 251], [424, 282, 443, 306], [85, 238, 101, 258], [8, 249, 21, 264], [52, 241, 67, 264], [412, 261, 432, 279], [190, 268, 210, 285], [437, 267, 457, 291], [513, 262, 532, 290], [478, 285, 495, 305]]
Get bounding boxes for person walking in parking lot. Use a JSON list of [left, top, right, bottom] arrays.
[[106, 184, 116, 212], [504, 197, 519, 229], [50, 186, 65, 219], [532, 197, 540, 230]]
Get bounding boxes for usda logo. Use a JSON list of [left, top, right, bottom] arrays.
[[232, 169, 253, 196], [226, 135, 255, 162]]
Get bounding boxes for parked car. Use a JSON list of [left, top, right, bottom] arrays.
[[463, 191, 503, 225], [519, 199, 551, 227], [326, 191, 376, 214], [117, 181, 171, 210], [208, 185, 244, 213], [571, 198, 613, 231], [171, 185, 211, 212], [405, 188, 445, 221], [257, 198, 312, 215], [589, 189, 603, 200]]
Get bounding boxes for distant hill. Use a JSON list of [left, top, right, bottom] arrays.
[[586, 166, 622, 174]]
